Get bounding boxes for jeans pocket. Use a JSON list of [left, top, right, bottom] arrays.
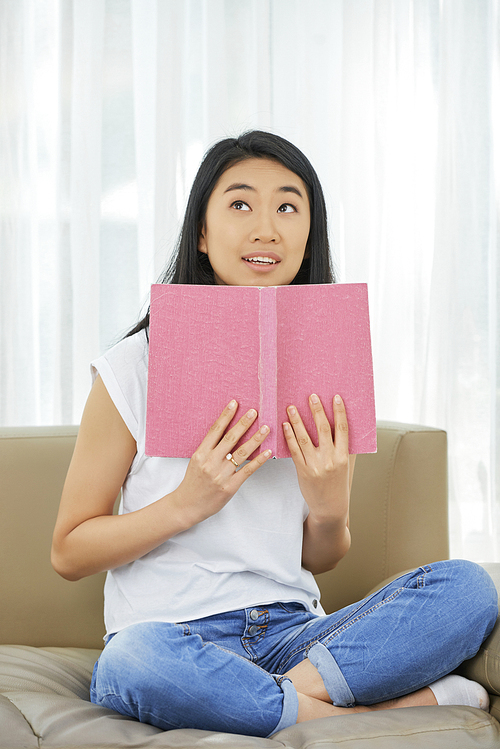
[[277, 602, 308, 614], [394, 565, 433, 591]]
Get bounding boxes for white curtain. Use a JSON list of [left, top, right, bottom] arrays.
[[1, 0, 499, 561]]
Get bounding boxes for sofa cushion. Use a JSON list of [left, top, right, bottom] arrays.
[[0, 646, 100, 699], [0, 693, 39, 747], [1, 645, 500, 748], [276, 707, 500, 748]]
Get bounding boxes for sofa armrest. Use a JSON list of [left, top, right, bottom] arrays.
[[316, 421, 449, 614], [0, 426, 106, 648]]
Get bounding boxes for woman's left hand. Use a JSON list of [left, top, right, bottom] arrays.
[[283, 393, 351, 529]]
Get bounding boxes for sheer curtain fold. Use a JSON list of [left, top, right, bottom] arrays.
[[130, 0, 157, 295], [70, 0, 105, 410], [427, 0, 499, 559], [1, 0, 498, 561]]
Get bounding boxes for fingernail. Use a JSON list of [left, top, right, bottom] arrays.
[[260, 425, 269, 434], [228, 399, 237, 409], [247, 408, 257, 418], [263, 449, 272, 458], [283, 422, 290, 433], [335, 394, 342, 404], [310, 393, 319, 404], [288, 406, 296, 416]]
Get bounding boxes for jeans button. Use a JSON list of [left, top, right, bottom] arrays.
[[248, 624, 259, 636], [250, 609, 259, 621]]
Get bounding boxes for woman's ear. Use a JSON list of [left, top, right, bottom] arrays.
[[198, 231, 207, 254]]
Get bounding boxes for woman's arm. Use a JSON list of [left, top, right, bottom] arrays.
[[282, 394, 355, 575], [301, 454, 355, 574], [51, 377, 272, 581], [51, 375, 182, 580]]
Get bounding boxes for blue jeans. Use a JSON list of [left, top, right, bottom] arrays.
[[90, 560, 498, 737]]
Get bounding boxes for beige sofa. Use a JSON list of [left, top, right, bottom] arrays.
[[1, 422, 500, 748]]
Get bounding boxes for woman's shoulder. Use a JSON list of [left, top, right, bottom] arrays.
[[90, 330, 149, 442], [95, 329, 149, 373], [91, 329, 149, 403]]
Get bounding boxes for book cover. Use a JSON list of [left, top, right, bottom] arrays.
[[145, 283, 377, 458]]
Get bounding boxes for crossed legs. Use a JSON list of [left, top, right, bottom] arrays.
[[91, 561, 498, 737], [285, 658, 438, 722]]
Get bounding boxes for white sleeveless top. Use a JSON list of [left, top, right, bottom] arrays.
[[91, 331, 324, 637]]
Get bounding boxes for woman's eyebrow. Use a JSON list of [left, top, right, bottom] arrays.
[[223, 183, 304, 198], [224, 183, 255, 193], [278, 185, 304, 199]]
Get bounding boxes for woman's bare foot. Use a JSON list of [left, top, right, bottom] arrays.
[[296, 686, 437, 723], [287, 658, 490, 724]]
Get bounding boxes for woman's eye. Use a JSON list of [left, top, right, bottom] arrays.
[[232, 201, 250, 211], [277, 203, 296, 213]]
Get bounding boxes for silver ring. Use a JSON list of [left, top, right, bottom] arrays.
[[226, 453, 239, 468]]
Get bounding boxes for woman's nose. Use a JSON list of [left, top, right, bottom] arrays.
[[249, 213, 280, 243]]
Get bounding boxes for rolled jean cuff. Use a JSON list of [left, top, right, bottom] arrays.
[[268, 677, 299, 736], [308, 642, 355, 707]]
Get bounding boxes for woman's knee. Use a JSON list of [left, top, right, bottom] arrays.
[[92, 623, 181, 706], [464, 561, 498, 635], [434, 559, 498, 639], [92, 621, 290, 736]]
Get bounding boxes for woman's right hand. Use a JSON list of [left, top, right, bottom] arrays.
[[172, 400, 272, 526]]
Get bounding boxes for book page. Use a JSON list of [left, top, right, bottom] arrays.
[[146, 285, 261, 458], [276, 284, 376, 454]]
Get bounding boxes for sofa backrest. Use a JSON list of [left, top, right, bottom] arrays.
[[0, 422, 448, 649]]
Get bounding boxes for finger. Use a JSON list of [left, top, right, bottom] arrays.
[[309, 393, 334, 448], [282, 420, 306, 465], [230, 423, 271, 467], [286, 405, 314, 456], [231, 447, 273, 486], [214, 407, 259, 457], [332, 394, 349, 452], [200, 399, 239, 451]]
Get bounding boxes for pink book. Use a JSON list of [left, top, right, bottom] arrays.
[[145, 283, 377, 458]]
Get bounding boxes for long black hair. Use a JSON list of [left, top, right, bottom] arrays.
[[126, 130, 335, 338]]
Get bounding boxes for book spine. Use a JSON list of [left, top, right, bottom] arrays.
[[259, 288, 278, 455]]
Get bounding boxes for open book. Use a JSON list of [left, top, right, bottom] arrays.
[[145, 283, 376, 458]]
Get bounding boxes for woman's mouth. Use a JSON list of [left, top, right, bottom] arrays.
[[242, 253, 281, 270], [244, 256, 278, 265]]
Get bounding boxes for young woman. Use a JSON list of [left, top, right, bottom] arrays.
[[52, 131, 498, 738]]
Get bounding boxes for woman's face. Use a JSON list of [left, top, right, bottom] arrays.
[[198, 158, 310, 286]]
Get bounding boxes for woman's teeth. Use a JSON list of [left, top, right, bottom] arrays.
[[245, 256, 278, 264]]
